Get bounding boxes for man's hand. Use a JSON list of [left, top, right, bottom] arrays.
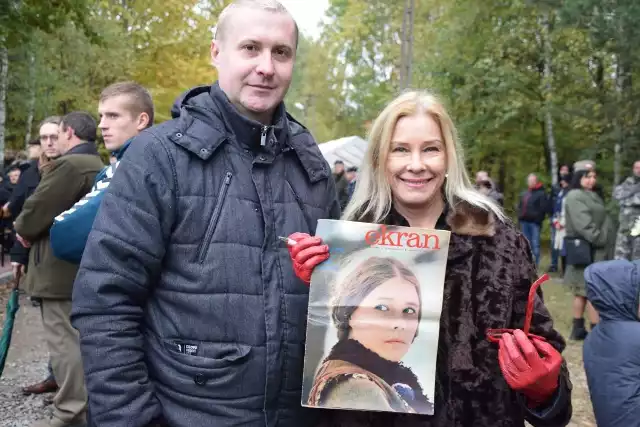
[[2, 202, 10, 219], [16, 233, 31, 248]]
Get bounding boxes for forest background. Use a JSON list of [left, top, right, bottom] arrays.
[[1, 0, 639, 219]]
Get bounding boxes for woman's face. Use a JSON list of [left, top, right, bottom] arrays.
[[385, 113, 447, 211], [348, 276, 420, 362], [580, 172, 596, 191]]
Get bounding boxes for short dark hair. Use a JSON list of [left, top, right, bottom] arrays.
[[61, 112, 97, 142], [346, 166, 358, 173], [334, 160, 344, 165], [100, 81, 154, 128]]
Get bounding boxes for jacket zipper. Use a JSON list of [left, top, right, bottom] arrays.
[[286, 179, 314, 232], [260, 126, 269, 146], [197, 172, 232, 263]]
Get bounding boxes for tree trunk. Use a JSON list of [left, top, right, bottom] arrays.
[[0, 38, 8, 170], [541, 11, 558, 187], [399, 0, 415, 91], [24, 50, 36, 148]]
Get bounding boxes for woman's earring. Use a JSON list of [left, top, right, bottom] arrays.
[[445, 173, 449, 178]]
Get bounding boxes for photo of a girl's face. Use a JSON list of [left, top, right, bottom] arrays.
[[348, 276, 420, 362]]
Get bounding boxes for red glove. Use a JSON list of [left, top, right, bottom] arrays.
[[498, 329, 562, 407], [287, 232, 329, 285]]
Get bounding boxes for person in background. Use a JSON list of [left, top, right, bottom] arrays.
[[517, 173, 549, 267], [345, 166, 358, 202], [71, 1, 340, 426], [288, 90, 571, 427], [475, 170, 503, 206], [15, 111, 104, 427], [574, 159, 605, 202], [50, 81, 154, 265], [613, 160, 640, 261], [7, 120, 62, 397], [549, 167, 572, 273], [563, 169, 615, 340], [583, 259, 640, 427], [333, 159, 349, 210]]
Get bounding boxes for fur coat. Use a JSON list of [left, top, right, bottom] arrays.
[[312, 202, 572, 427]]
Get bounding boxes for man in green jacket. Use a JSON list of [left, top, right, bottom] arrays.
[[15, 111, 104, 427]]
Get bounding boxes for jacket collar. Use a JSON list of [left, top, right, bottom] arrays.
[[169, 83, 329, 183], [65, 142, 99, 156], [112, 138, 133, 160]]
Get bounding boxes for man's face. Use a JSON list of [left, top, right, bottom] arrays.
[[27, 144, 41, 160], [39, 123, 61, 159], [98, 94, 148, 152], [56, 123, 73, 155], [334, 163, 344, 174], [211, 8, 297, 124], [8, 170, 20, 185], [633, 160, 640, 177], [559, 165, 569, 176], [476, 171, 488, 184], [346, 171, 357, 182], [527, 174, 538, 188]]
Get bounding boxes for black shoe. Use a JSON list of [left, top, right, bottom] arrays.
[[569, 318, 588, 341]]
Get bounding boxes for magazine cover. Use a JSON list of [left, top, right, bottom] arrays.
[[301, 219, 451, 415]]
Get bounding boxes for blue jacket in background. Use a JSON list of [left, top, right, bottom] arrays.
[[50, 140, 132, 264], [583, 259, 640, 427]]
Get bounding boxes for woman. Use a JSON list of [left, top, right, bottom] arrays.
[[288, 91, 571, 426], [552, 176, 570, 275], [307, 256, 433, 414], [563, 169, 615, 340]]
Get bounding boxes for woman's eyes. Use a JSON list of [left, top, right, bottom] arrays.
[[391, 146, 439, 153], [374, 305, 417, 315]]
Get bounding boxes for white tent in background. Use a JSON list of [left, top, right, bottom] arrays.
[[318, 136, 368, 168]]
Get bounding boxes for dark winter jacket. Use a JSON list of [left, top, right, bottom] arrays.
[[518, 184, 549, 224], [71, 83, 341, 427], [314, 202, 572, 427], [583, 259, 640, 427]]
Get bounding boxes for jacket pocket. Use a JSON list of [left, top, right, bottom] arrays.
[[196, 171, 232, 263], [285, 179, 314, 232]]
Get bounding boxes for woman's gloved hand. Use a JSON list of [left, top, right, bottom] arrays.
[[286, 232, 329, 285], [498, 329, 562, 407]]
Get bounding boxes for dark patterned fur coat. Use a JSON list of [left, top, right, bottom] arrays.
[[312, 201, 572, 427]]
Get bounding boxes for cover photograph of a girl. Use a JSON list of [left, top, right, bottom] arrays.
[[304, 244, 444, 415]]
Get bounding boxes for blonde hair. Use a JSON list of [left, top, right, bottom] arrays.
[[214, 0, 299, 46], [343, 90, 505, 223]]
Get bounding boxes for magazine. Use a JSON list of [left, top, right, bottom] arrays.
[[301, 219, 451, 415]]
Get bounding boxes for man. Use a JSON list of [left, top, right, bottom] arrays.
[[475, 170, 504, 206], [332, 160, 349, 210], [50, 82, 154, 264], [345, 166, 358, 201], [71, 1, 340, 426], [613, 160, 640, 260], [549, 164, 572, 273], [517, 173, 549, 267], [15, 111, 104, 427], [7, 120, 62, 396]]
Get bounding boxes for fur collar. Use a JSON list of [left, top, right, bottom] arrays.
[[446, 201, 496, 237], [325, 339, 433, 413], [385, 200, 497, 237]]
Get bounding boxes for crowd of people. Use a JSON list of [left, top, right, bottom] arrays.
[[1, 1, 638, 427]]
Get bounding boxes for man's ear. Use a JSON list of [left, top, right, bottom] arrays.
[[211, 39, 221, 68], [136, 112, 150, 131]]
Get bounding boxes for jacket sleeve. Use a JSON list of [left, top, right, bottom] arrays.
[[49, 176, 106, 264], [14, 160, 84, 242], [510, 233, 572, 427], [71, 132, 175, 427], [325, 169, 342, 221], [613, 180, 640, 202], [565, 194, 610, 247]]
